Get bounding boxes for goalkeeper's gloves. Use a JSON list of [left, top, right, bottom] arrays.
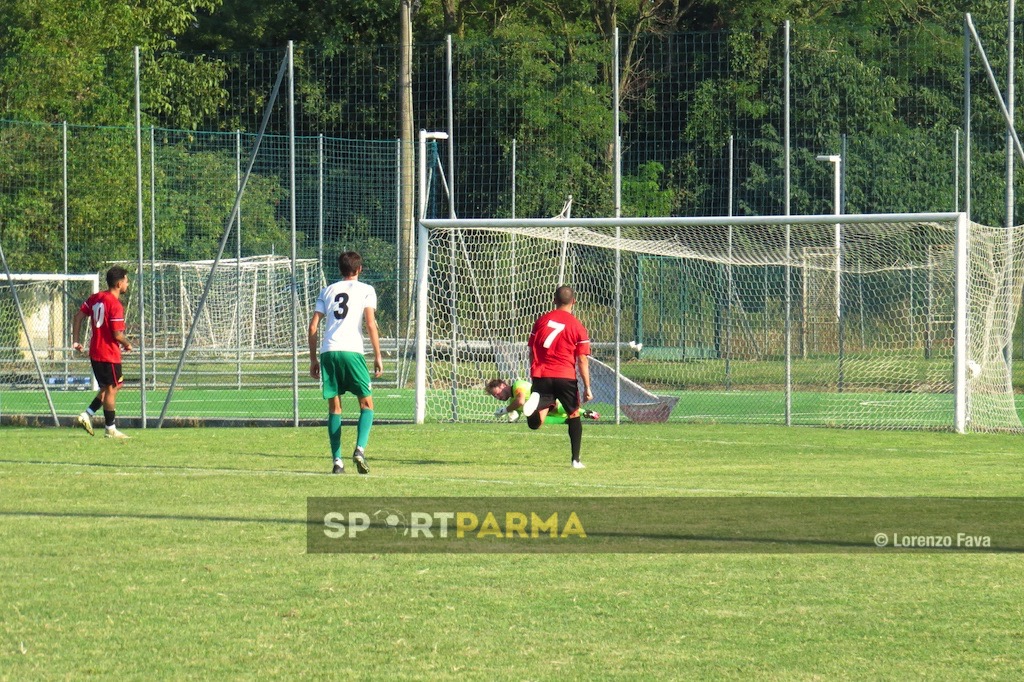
[[507, 410, 520, 423], [494, 406, 508, 417]]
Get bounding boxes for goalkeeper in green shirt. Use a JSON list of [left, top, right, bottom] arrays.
[[485, 378, 599, 424]]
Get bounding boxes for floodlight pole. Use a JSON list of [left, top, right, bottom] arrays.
[[415, 130, 449, 424]]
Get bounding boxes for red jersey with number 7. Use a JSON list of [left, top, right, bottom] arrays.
[[80, 291, 126, 363], [528, 308, 590, 380]]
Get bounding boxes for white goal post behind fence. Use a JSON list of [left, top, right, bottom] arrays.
[[1, 273, 101, 392], [416, 212, 1024, 433]]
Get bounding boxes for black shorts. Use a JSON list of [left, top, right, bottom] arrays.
[[530, 376, 580, 417], [91, 360, 124, 388]]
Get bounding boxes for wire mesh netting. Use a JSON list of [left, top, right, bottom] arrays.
[[423, 216, 1024, 432], [2, 23, 1024, 426]]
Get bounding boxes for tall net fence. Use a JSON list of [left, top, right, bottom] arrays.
[[2, 22, 1024, 425]]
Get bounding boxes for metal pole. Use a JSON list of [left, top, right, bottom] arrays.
[[236, 130, 242, 389], [511, 139, 517, 219], [414, 131, 449, 424], [954, 212, 969, 433], [511, 139, 517, 328], [318, 133, 324, 276], [784, 20, 792, 426], [1005, 0, 1015, 369], [955, 130, 960, 212], [446, 35, 456, 218], [134, 46, 148, 427], [150, 126, 157, 388], [395, 140, 404, 385], [726, 134, 733, 390], [288, 41, 299, 426], [62, 121, 69, 383], [964, 16, 972, 222], [613, 25, 622, 424]]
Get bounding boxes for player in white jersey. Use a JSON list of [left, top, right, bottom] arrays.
[[308, 251, 383, 474]]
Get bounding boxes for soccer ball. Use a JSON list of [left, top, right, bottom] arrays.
[[968, 360, 982, 379], [373, 508, 408, 535]]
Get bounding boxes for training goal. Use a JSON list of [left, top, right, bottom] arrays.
[[416, 212, 1024, 432], [0, 273, 100, 390], [140, 255, 324, 355]]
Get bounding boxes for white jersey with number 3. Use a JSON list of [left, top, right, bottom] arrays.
[[315, 279, 377, 354]]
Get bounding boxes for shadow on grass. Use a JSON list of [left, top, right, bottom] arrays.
[[2, 509, 1022, 553], [0, 509, 306, 525], [0, 458, 325, 476]]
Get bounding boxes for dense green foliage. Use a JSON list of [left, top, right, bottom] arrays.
[[0, 1, 1020, 274]]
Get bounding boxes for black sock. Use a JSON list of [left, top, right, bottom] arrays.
[[567, 416, 582, 461], [527, 412, 542, 430], [87, 397, 102, 415], [104, 410, 115, 428]]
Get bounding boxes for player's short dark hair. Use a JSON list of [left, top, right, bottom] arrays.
[[338, 251, 363, 277], [106, 266, 128, 288], [554, 286, 575, 306], [485, 378, 506, 393]]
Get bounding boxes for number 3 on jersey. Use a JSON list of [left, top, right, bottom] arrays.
[[542, 320, 565, 348], [333, 292, 350, 320]]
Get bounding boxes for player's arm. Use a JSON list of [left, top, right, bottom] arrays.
[[527, 327, 537, 376], [578, 354, 592, 402], [508, 385, 529, 411], [112, 329, 132, 353], [109, 303, 131, 352], [364, 307, 383, 378], [71, 309, 87, 352], [308, 311, 324, 379]]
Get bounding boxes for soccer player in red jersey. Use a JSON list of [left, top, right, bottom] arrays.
[[524, 285, 593, 468], [72, 266, 133, 439]]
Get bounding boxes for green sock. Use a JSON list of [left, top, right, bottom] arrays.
[[328, 413, 342, 459], [356, 409, 374, 450]]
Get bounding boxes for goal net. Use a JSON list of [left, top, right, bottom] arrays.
[[417, 213, 1024, 432], [0, 274, 100, 390], [140, 255, 324, 355]]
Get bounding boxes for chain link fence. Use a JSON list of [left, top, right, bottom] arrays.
[[1, 24, 1021, 425]]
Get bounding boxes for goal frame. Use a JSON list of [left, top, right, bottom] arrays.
[[416, 212, 976, 432], [2, 272, 102, 394]]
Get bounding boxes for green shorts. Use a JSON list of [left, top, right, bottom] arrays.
[[320, 351, 373, 400]]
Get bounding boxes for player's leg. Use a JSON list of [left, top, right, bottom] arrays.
[[328, 396, 344, 474], [544, 402, 569, 425], [320, 352, 345, 473], [340, 351, 373, 475], [553, 378, 584, 468], [526, 378, 556, 430], [77, 380, 102, 436], [98, 363, 128, 439]]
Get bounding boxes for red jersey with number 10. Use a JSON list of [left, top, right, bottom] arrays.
[[528, 308, 590, 380], [80, 291, 126, 363]]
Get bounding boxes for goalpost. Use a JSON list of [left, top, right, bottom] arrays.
[[0, 273, 101, 392], [416, 212, 1024, 433], [136, 255, 324, 387]]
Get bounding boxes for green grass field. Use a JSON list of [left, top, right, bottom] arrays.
[[1, 422, 1023, 678], [3, 384, 1023, 431]]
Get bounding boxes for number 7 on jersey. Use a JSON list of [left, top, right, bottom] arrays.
[[542, 320, 565, 348]]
